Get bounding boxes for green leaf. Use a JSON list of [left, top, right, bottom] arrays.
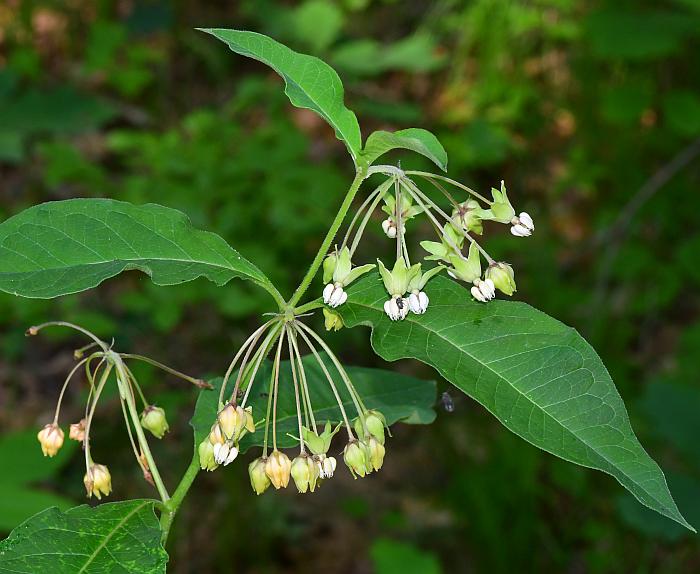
[[200, 29, 362, 163], [337, 274, 694, 531], [0, 199, 277, 301], [360, 129, 448, 171], [0, 500, 168, 573], [190, 354, 436, 451]]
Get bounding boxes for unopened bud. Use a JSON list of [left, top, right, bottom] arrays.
[[84, 463, 112, 499], [485, 262, 516, 296], [323, 308, 344, 331], [249, 457, 271, 495], [291, 454, 319, 493], [198, 440, 218, 471], [69, 419, 86, 442], [37, 423, 64, 457], [354, 410, 386, 444], [265, 450, 292, 489], [366, 437, 386, 471], [140, 406, 169, 439], [343, 440, 368, 479], [209, 423, 225, 445], [218, 403, 246, 441]]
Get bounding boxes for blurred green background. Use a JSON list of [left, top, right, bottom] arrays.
[[1, 0, 700, 572]]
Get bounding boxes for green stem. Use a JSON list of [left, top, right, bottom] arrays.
[[159, 452, 201, 545], [288, 168, 367, 307]]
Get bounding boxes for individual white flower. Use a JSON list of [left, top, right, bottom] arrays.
[[510, 212, 534, 237], [408, 290, 429, 314], [381, 218, 397, 238], [213, 441, 239, 466], [384, 296, 409, 321], [321, 455, 337, 478], [471, 278, 495, 302], [321, 247, 375, 309], [322, 282, 347, 308]]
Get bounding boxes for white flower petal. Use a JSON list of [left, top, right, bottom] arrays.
[[471, 285, 487, 302], [408, 293, 422, 314], [519, 212, 534, 230], [323, 283, 334, 304], [510, 224, 531, 237], [418, 291, 429, 311]]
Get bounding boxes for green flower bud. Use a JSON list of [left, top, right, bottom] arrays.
[[353, 410, 387, 444], [447, 242, 481, 283], [140, 406, 169, 439], [198, 439, 218, 471], [291, 454, 320, 493], [249, 457, 271, 495], [452, 199, 486, 235], [343, 440, 368, 479], [485, 262, 516, 296], [323, 308, 344, 332], [366, 437, 386, 471]]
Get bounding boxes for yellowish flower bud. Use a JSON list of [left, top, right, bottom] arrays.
[[366, 437, 386, 471], [343, 440, 368, 479], [37, 423, 64, 457], [209, 424, 225, 446], [265, 450, 292, 489], [323, 308, 344, 332], [198, 439, 218, 471], [249, 457, 271, 495], [69, 419, 86, 442], [84, 463, 112, 499], [218, 403, 246, 441], [140, 406, 169, 439], [291, 454, 319, 493], [354, 410, 387, 445]]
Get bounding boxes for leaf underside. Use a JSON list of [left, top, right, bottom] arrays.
[[0, 500, 167, 574], [200, 28, 363, 162], [190, 354, 437, 451], [337, 273, 694, 531], [0, 199, 272, 299]]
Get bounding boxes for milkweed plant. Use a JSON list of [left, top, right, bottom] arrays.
[[0, 30, 693, 573]]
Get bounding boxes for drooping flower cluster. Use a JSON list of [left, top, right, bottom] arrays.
[[198, 318, 389, 494], [30, 322, 207, 501], [320, 169, 534, 319]]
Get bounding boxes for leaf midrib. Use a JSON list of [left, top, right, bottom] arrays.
[[76, 500, 151, 573], [349, 298, 672, 512]]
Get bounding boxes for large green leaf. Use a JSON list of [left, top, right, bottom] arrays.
[[0, 199, 278, 301], [0, 500, 167, 573], [360, 128, 448, 171], [191, 354, 436, 451], [337, 274, 694, 530], [200, 29, 362, 163]]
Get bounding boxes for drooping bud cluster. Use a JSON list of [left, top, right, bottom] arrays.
[[321, 170, 532, 316], [29, 321, 207, 503], [200, 318, 390, 495]]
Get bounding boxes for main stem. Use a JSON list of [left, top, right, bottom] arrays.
[[159, 452, 200, 544], [159, 168, 367, 545], [288, 168, 366, 308]]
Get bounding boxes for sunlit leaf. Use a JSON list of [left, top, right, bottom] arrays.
[[337, 274, 694, 531]]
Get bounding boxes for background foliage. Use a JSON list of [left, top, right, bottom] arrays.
[[1, 0, 699, 572]]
